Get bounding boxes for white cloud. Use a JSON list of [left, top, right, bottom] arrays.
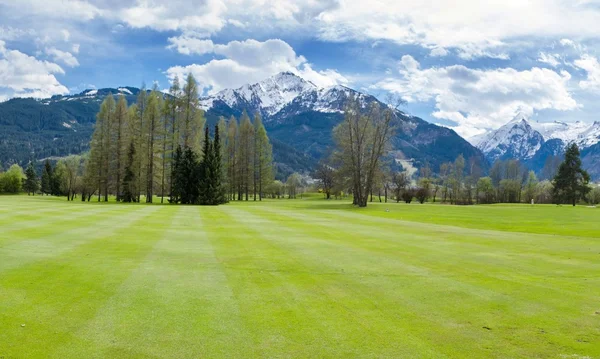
[[373, 55, 578, 138], [0, 40, 69, 99], [167, 36, 214, 55], [429, 47, 448, 57], [166, 38, 346, 94], [574, 54, 600, 91], [0, 0, 100, 20], [538, 52, 560, 67], [61, 29, 70, 42], [45, 47, 79, 67], [72, 44, 80, 54]]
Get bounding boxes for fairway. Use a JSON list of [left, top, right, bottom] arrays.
[[1, 196, 599, 358]]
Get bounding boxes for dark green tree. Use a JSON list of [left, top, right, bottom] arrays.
[[122, 141, 137, 203], [198, 126, 213, 205], [553, 143, 590, 206], [170, 145, 184, 204], [41, 160, 53, 195], [24, 162, 39, 195], [212, 124, 227, 204]]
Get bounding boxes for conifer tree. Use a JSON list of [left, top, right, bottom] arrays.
[[144, 88, 162, 203], [89, 94, 115, 201], [24, 162, 39, 195], [553, 143, 591, 206], [226, 116, 238, 200], [213, 123, 227, 204], [112, 95, 128, 201], [198, 126, 213, 205], [253, 114, 273, 201], [181, 74, 205, 154], [170, 145, 183, 204], [238, 112, 254, 200], [41, 159, 53, 195], [166, 77, 182, 200], [122, 141, 136, 203], [136, 86, 148, 202]]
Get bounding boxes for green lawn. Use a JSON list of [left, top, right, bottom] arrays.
[[1, 195, 599, 358]]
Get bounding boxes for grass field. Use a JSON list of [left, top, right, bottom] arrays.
[[1, 195, 599, 358]]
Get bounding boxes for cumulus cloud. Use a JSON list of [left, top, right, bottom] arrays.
[[574, 54, 600, 91], [45, 47, 79, 67], [167, 36, 214, 55], [166, 38, 346, 94], [0, 40, 69, 99], [373, 55, 578, 138]]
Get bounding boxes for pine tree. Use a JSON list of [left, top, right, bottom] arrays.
[[89, 94, 115, 201], [553, 143, 591, 206], [170, 145, 184, 204], [213, 123, 227, 204], [122, 141, 136, 203], [198, 126, 212, 204], [136, 85, 148, 202], [41, 159, 53, 195], [24, 162, 39, 195], [167, 77, 182, 201]]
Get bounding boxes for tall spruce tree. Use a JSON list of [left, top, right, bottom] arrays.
[[198, 126, 212, 204], [226, 116, 238, 201], [144, 88, 162, 203], [41, 159, 53, 195], [553, 143, 591, 206], [170, 145, 184, 204], [166, 77, 182, 200], [213, 123, 227, 204], [136, 85, 148, 202], [122, 141, 137, 203], [238, 112, 254, 201], [24, 162, 39, 195]]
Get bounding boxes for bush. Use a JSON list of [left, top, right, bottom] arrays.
[[402, 188, 414, 204], [415, 187, 428, 204], [0, 164, 25, 193], [588, 186, 600, 205]]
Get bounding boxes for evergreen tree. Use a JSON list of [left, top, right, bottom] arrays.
[[238, 112, 254, 201], [136, 85, 148, 202], [226, 116, 238, 201], [198, 126, 212, 204], [144, 88, 162, 203], [41, 159, 53, 195], [553, 143, 590, 206], [166, 77, 182, 201], [170, 145, 184, 204], [212, 123, 227, 204], [181, 74, 205, 154], [24, 162, 39, 195], [122, 141, 137, 203]]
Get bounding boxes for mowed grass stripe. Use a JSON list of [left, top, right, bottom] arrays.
[[50, 206, 251, 358], [235, 204, 600, 358], [213, 206, 443, 358], [0, 205, 166, 358]]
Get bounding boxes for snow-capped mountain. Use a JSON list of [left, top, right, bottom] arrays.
[[475, 113, 545, 162], [199, 72, 374, 119], [471, 113, 600, 178]]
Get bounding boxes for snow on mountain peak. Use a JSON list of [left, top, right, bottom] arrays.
[[477, 115, 543, 161], [199, 72, 362, 117]]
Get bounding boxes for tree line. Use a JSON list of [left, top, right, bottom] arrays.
[[3, 74, 277, 204], [314, 96, 598, 207]]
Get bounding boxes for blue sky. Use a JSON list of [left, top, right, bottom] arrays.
[[1, 0, 600, 138]]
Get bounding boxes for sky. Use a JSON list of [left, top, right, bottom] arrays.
[[2, 0, 600, 138]]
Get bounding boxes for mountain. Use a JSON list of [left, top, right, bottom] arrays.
[[200, 72, 487, 176], [0, 73, 486, 178], [473, 114, 600, 178]]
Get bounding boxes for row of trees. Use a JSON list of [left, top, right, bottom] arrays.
[[317, 105, 596, 207], [83, 74, 274, 204]]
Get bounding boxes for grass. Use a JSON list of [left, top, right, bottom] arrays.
[[0, 195, 599, 358]]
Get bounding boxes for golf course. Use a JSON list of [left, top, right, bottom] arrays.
[[1, 195, 599, 358]]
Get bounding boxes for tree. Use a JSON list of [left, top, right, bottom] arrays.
[[112, 95, 128, 201], [238, 112, 254, 200], [402, 188, 414, 203], [553, 143, 590, 206], [392, 171, 410, 203], [166, 77, 182, 202], [333, 97, 396, 207], [212, 124, 227, 204], [415, 187, 428, 204], [588, 186, 600, 206], [286, 173, 302, 199], [58, 156, 81, 201], [122, 141, 137, 203], [253, 113, 273, 201], [523, 171, 538, 203], [314, 162, 335, 199], [144, 88, 163, 203], [23, 162, 39, 195], [181, 74, 205, 153], [476, 177, 495, 204], [41, 160, 53, 195], [225, 116, 239, 201], [0, 164, 24, 193], [198, 126, 213, 205]]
